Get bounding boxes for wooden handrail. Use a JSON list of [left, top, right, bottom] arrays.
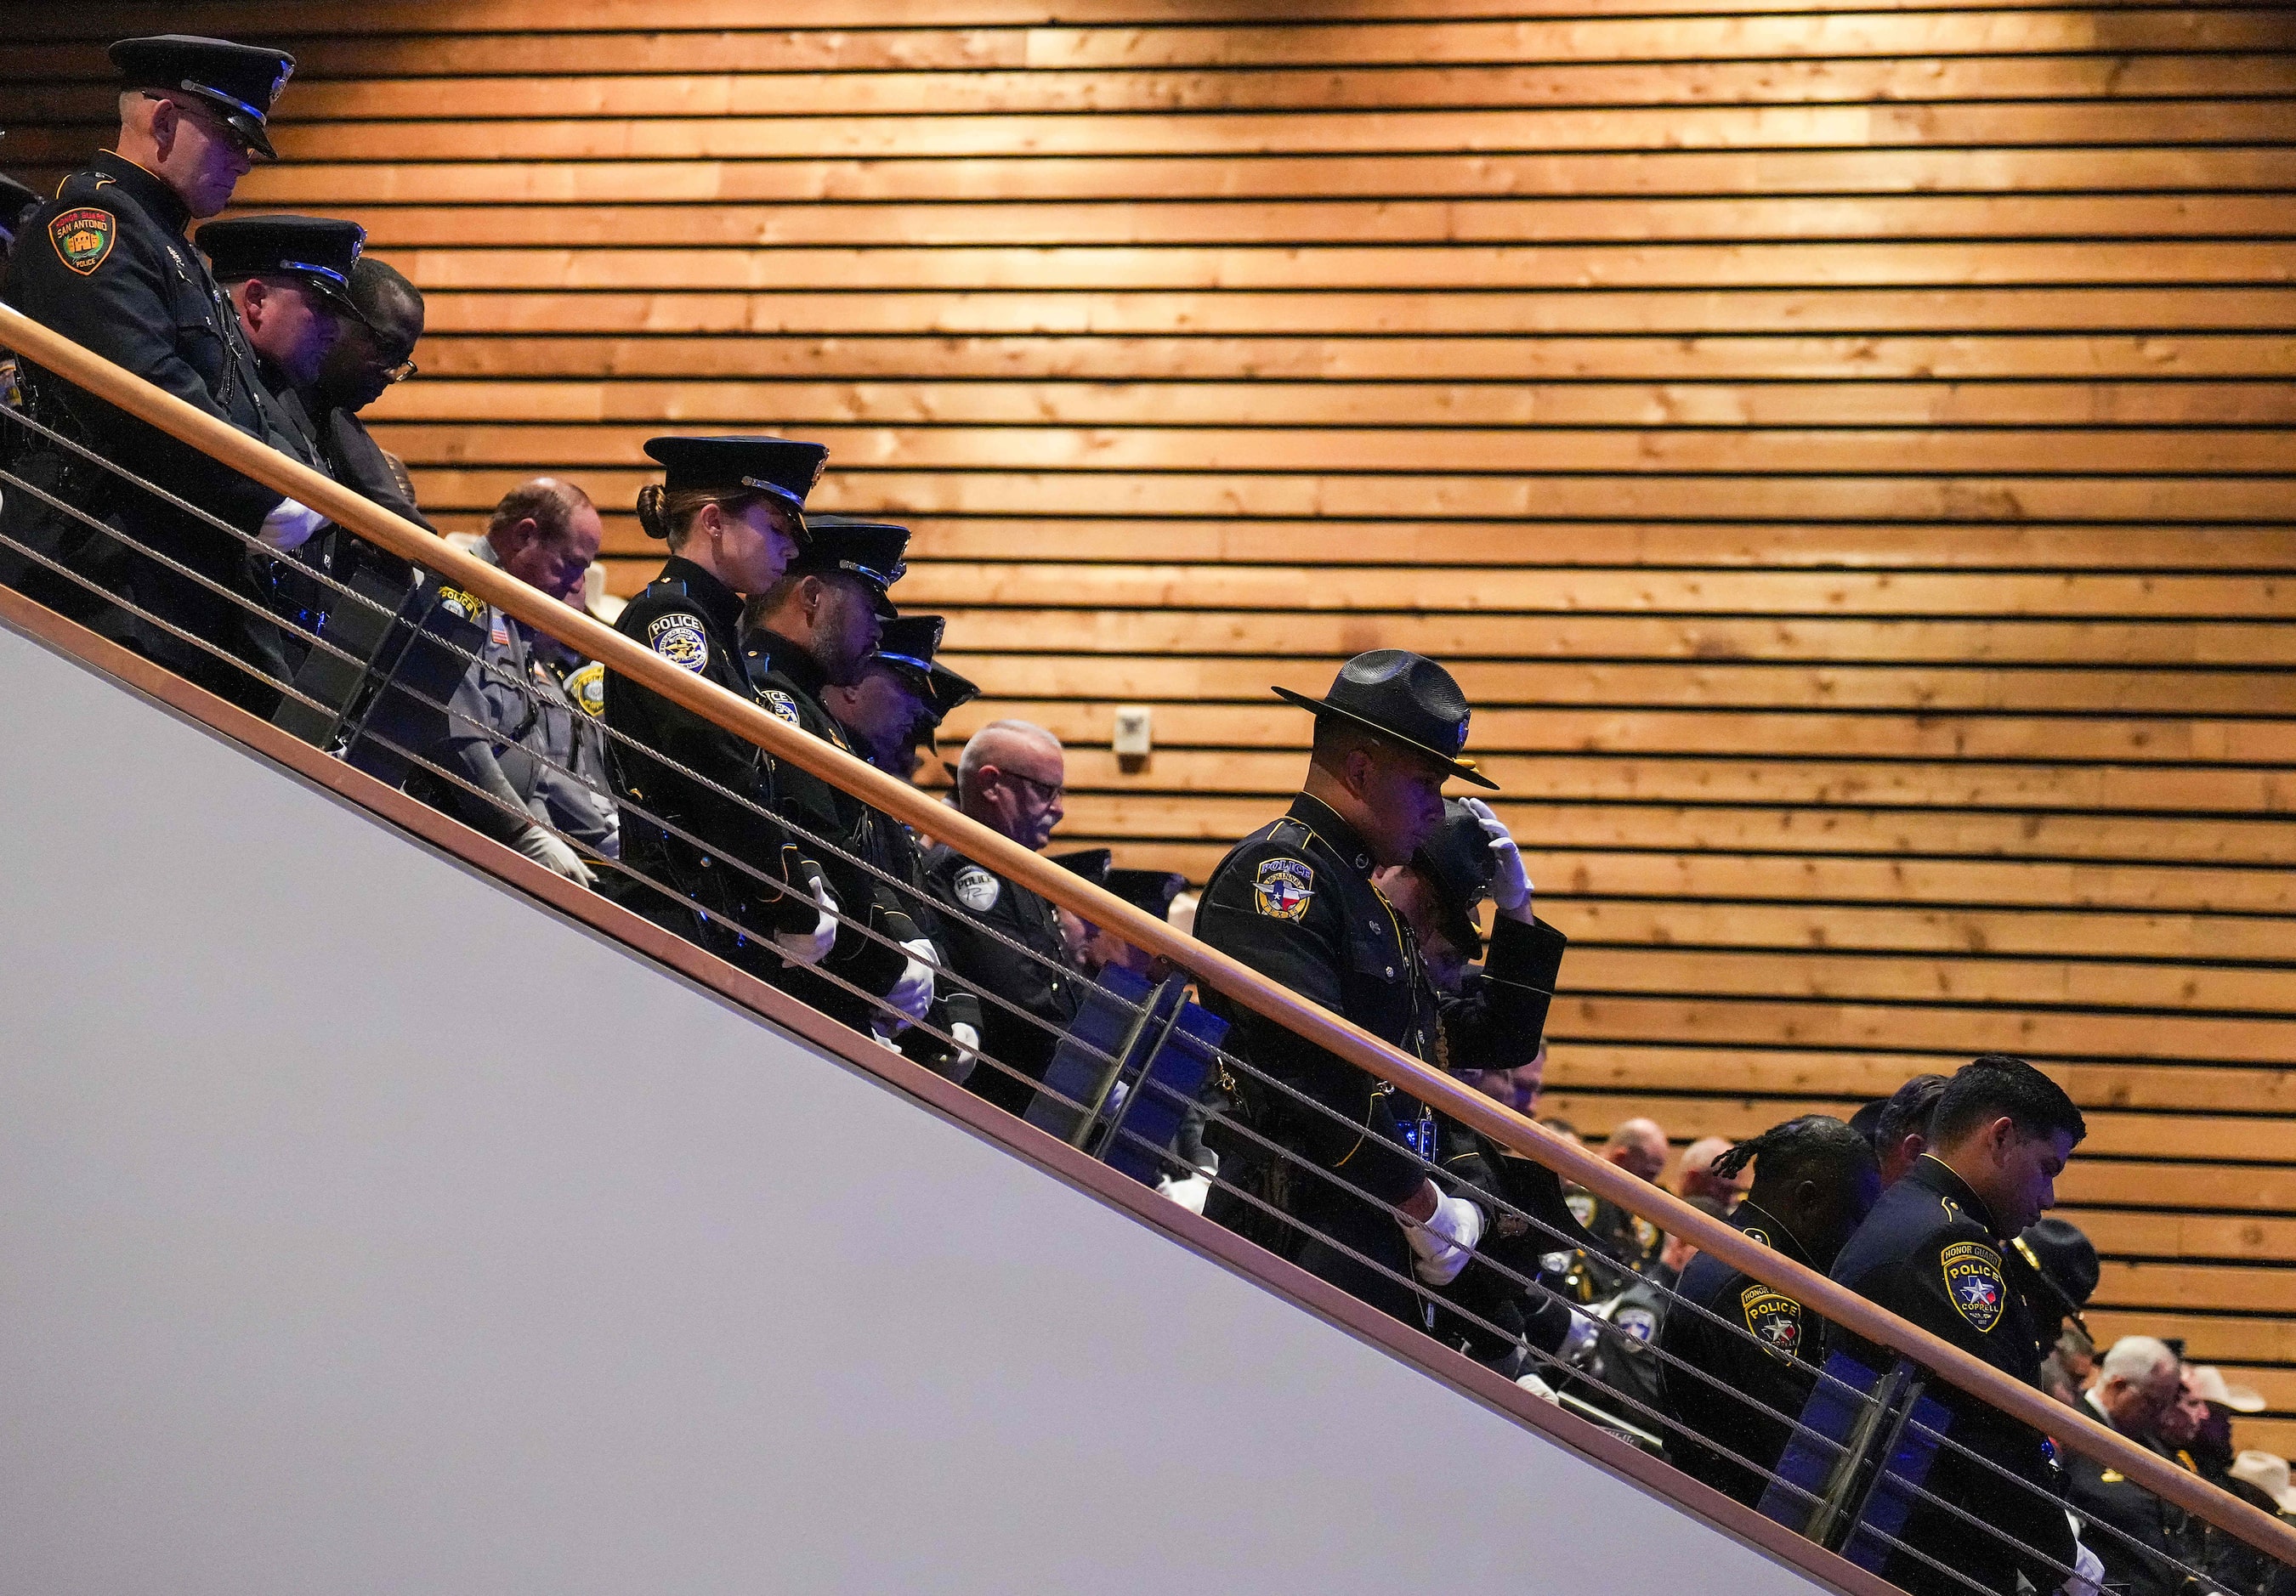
[[7, 297, 2290, 1573]]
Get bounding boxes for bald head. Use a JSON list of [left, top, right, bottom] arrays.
[[956, 719, 1065, 851], [1679, 1135, 1751, 1206], [1603, 1118, 1670, 1184]]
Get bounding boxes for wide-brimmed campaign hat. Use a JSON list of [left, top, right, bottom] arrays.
[[2188, 1365, 2267, 1414], [2015, 1217, 2100, 1310], [2232, 1452, 2296, 1513], [196, 214, 366, 320], [111, 35, 295, 161], [1273, 649, 1494, 790]]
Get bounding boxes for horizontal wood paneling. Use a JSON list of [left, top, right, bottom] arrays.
[[14, 0, 2293, 1447]]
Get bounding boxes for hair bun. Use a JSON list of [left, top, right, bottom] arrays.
[[634, 482, 671, 540]]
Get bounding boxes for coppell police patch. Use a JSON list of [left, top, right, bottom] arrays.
[[1252, 856, 1313, 920], [647, 612, 709, 672], [1941, 1240, 2007, 1333], [1740, 1285, 1804, 1357]]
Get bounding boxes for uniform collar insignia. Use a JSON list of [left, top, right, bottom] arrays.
[[1286, 792, 1378, 879]]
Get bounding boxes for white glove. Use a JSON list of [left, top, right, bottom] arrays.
[[1156, 1171, 1212, 1215], [514, 823, 594, 886], [258, 496, 326, 550], [774, 878, 838, 967], [946, 1021, 979, 1082], [1516, 1370, 1562, 1404], [2061, 1537, 2103, 1596], [880, 937, 937, 1027], [1403, 1191, 1485, 1286], [1559, 1309, 1603, 1365], [1459, 796, 1530, 915]]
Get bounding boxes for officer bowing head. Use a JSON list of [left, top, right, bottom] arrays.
[[1925, 1052, 2086, 1237], [955, 720, 1066, 853], [485, 477, 599, 608], [635, 434, 819, 600], [199, 214, 366, 393], [1274, 649, 1495, 871], [824, 612, 978, 780], [111, 35, 296, 218], [1708, 1115, 1879, 1272], [742, 515, 904, 689], [318, 257, 424, 416]]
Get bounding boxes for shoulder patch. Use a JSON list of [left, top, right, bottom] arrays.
[[49, 207, 116, 276], [1740, 1285, 1805, 1358], [952, 864, 1001, 914], [564, 661, 605, 718], [1741, 1225, 1772, 1248], [760, 688, 802, 726], [1566, 1191, 1596, 1229], [1941, 1239, 2007, 1333], [1252, 856, 1314, 920], [435, 584, 485, 624], [646, 611, 710, 673], [1613, 1305, 1658, 1344]]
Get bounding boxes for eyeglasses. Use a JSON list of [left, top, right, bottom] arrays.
[[1001, 770, 1065, 806], [378, 354, 419, 384], [159, 93, 258, 159]]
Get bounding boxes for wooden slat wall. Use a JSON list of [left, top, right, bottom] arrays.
[[10, 0, 2296, 1449]]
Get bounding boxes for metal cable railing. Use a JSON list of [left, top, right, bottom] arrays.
[[4, 296, 2291, 1596]]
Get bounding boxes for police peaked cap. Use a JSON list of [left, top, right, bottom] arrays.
[[1273, 648, 1495, 790], [871, 613, 981, 724], [1052, 848, 1112, 888], [0, 174, 43, 240], [643, 435, 827, 524], [1105, 867, 1187, 921], [111, 36, 296, 161], [927, 659, 983, 725], [1413, 799, 1500, 957], [794, 515, 909, 618], [196, 214, 366, 318]]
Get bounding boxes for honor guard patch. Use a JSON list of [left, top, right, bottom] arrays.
[[564, 661, 605, 718], [50, 207, 116, 275], [435, 585, 485, 623], [1251, 857, 1314, 921], [952, 864, 1001, 914], [646, 612, 710, 672], [1742, 1225, 1772, 1248], [1632, 1216, 1659, 1258], [1941, 1240, 2008, 1333], [1740, 1286, 1805, 1357], [761, 688, 802, 726], [1566, 1191, 1596, 1229], [1613, 1305, 1658, 1344]]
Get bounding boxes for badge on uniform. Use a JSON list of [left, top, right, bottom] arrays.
[[564, 661, 605, 718], [1613, 1305, 1658, 1344], [761, 688, 801, 726], [1740, 1285, 1804, 1357], [50, 207, 116, 276], [647, 612, 710, 672], [1252, 857, 1313, 920], [952, 864, 1001, 914], [436, 585, 485, 624], [1941, 1239, 2007, 1333]]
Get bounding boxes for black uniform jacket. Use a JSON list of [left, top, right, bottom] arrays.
[[1193, 792, 1564, 1324], [2061, 1395, 2200, 1596], [742, 629, 917, 1030], [921, 835, 1082, 1117], [1828, 1156, 2075, 1596], [1660, 1199, 1829, 1506], [862, 807, 985, 1080], [1, 151, 289, 701], [601, 558, 815, 953]]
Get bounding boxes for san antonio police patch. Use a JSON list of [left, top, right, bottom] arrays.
[[1252, 856, 1313, 920], [1941, 1239, 2007, 1333], [1740, 1285, 1804, 1357], [647, 612, 709, 672], [760, 688, 802, 726], [50, 207, 116, 276]]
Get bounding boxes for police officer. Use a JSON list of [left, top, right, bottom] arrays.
[[922, 719, 1081, 1118], [1192, 650, 1551, 1330], [1, 35, 321, 711], [0, 172, 41, 405], [1827, 1054, 2089, 1596], [602, 435, 837, 975], [309, 256, 428, 530], [196, 213, 366, 648], [1658, 1115, 1880, 1506], [739, 518, 938, 1042], [411, 478, 615, 883]]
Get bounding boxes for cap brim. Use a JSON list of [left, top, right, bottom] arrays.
[[870, 588, 898, 620], [193, 93, 277, 160], [1272, 684, 1498, 790]]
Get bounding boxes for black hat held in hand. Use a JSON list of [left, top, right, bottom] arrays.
[[1273, 648, 1494, 790], [111, 35, 296, 161], [1413, 799, 1499, 957]]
